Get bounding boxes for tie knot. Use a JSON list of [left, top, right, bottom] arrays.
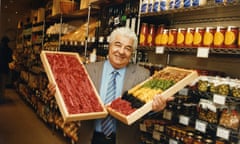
[[112, 71, 118, 78]]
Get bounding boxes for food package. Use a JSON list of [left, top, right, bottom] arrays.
[[61, 19, 98, 42], [107, 66, 198, 125], [40, 50, 107, 122]]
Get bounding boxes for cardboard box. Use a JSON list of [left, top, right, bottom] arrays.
[[40, 51, 107, 122], [80, 0, 99, 9], [107, 66, 198, 125]]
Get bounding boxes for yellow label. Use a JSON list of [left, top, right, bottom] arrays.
[[185, 32, 193, 45], [203, 32, 213, 46], [193, 32, 202, 45], [147, 35, 153, 44], [139, 34, 145, 44], [168, 33, 174, 45], [155, 34, 162, 45], [177, 33, 184, 45], [224, 31, 235, 45], [213, 32, 224, 46], [160, 34, 168, 45]]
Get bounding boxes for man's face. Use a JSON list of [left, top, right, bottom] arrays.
[[108, 35, 134, 69]]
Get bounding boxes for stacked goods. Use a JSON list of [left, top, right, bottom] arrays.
[[139, 24, 240, 48], [61, 19, 98, 42], [40, 51, 107, 122], [107, 66, 198, 125]]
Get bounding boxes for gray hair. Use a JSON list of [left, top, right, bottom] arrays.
[[109, 27, 138, 51]]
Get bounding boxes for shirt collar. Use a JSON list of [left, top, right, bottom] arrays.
[[105, 60, 126, 77]]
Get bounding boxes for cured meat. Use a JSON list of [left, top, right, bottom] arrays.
[[45, 53, 103, 114]]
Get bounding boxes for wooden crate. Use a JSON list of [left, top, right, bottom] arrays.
[[107, 66, 198, 125], [40, 51, 107, 122]]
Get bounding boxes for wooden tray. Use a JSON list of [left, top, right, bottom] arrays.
[[107, 66, 198, 125], [40, 51, 107, 122]]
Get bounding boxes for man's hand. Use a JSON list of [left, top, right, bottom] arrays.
[[47, 83, 56, 96], [152, 94, 174, 112]]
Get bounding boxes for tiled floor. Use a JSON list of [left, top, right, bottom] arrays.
[[0, 88, 68, 144]]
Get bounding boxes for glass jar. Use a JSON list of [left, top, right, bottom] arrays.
[[168, 28, 177, 46], [183, 132, 194, 144], [160, 29, 169, 46], [147, 24, 156, 46], [193, 27, 204, 47], [139, 23, 148, 46], [155, 25, 164, 46], [177, 28, 186, 46], [203, 27, 215, 47], [224, 26, 238, 48], [185, 27, 194, 47], [213, 26, 226, 48], [193, 135, 203, 144]]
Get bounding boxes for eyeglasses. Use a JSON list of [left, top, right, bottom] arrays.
[[111, 41, 133, 53]]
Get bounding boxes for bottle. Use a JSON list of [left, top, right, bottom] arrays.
[[148, 0, 154, 13], [147, 24, 156, 46], [185, 27, 194, 47], [141, 0, 148, 13], [213, 26, 226, 48], [168, 28, 177, 46], [139, 23, 148, 46], [203, 27, 215, 47], [153, 0, 161, 12], [155, 25, 165, 46], [130, 1, 139, 33]]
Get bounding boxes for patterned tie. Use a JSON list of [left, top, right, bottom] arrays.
[[101, 71, 118, 136]]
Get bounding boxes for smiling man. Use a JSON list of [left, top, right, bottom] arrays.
[[48, 27, 173, 144]]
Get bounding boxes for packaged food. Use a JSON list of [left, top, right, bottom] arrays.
[[224, 26, 238, 48], [213, 26, 226, 48], [193, 27, 204, 47], [203, 27, 215, 47], [139, 23, 148, 46]]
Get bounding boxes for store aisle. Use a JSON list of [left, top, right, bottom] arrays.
[[0, 88, 68, 144]]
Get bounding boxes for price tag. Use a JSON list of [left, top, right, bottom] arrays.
[[99, 36, 104, 43], [195, 119, 207, 133], [179, 115, 190, 126], [216, 126, 230, 140], [197, 47, 209, 58], [139, 123, 147, 132], [213, 94, 226, 105], [163, 109, 172, 120], [169, 138, 178, 144], [155, 46, 165, 54], [178, 88, 189, 96], [152, 130, 161, 140]]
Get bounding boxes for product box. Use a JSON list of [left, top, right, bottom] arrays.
[[107, 66, 198, 125], [40, 51, 107, 122]]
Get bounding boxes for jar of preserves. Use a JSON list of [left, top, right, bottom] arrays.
[[185, 27, 194, 47], [147, 24, 155, 46], [177, 28, 186, 46], [203, 27, 215, 47], [160, 29, 169, 46], [168, 28, 177, 46], [183, 132, 194, 144], [193, 135, 203, 144], [213, 26, 226, 48], [193, 27, 204, 47], [224, 26, 238, 48], [204, 138, 214, 144], [155, 25, 164, 46], [139, 23, 148, 46]]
